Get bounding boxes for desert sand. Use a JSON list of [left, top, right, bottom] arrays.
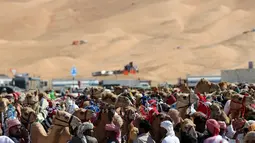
[[1, 0, 255, 83]]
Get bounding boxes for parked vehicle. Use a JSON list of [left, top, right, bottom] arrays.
[[0, 86, 24, 94]]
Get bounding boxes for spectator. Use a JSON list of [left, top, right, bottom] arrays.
[[160, 120, 180, 143]]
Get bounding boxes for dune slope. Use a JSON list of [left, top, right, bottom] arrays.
[[1, 0, 255, 82]]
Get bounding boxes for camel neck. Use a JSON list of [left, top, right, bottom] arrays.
[[49, 126, 64, 143]]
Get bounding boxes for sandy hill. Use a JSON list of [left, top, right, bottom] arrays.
[[1, 0, 255, 83]]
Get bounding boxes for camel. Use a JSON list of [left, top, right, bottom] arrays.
[[30, 110, 81, 143], [101, 91, 118, 105], [244, 105, 255, 120], [84, 86, 105, 100], [21, 107, 74, 143], [180, 118, 198, 143], [115, 94, 133, 108], [113, 86, 124, 95], [195, 78, 220, 94], [94, 105, 123, 143], [0, 97, 10, 112], [218, 82, 229, 91], [220, 90, 236, 102], [73, 108, 95, 122], [0, 97, 10, 132], [23, 92, 39, 108], [94, 105, 114, 143], [209, 102, 230, 125], [176, 93, 199, 119], [179, 83, 191, 93], [229, 94, 255, 119], [20, 107, 37, 130], [23, 92, 48, 122], [121, 106, 137, 141]]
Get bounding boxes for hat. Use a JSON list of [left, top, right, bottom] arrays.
[[206, 119, 220, 136], [105, 123, 119, 132], [77, 122, 94, 139], [161, 120, 173, 129], [217, 121, 227, 130], [166, 94, 176, 105], [83, 122, 94, 131], [7, 119, 21, 131]]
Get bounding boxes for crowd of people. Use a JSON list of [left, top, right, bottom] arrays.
[[0, 80, 254, 143]]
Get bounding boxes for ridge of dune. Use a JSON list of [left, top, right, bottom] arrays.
[[1, 0, 255, 82]]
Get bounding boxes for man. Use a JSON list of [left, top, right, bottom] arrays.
[[160, 120, 180, 143], [0, 136, 15, 143], [7, 119, 30, 143], [133, 119, 155, 143], [105, 123, 120, 143], [204, 119, 228, 143], [35, 92, 49, 123], [70, 122, 98, 143], [65, 94, 79, 114]]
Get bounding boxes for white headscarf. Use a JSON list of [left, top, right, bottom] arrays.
[[0, 136, 14, 143], [160, 120, 175, 137], [77, 122, 94, 143]]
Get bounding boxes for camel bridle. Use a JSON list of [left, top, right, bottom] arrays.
[[54, 115, 74, 127], [21, 112, 34, 131]]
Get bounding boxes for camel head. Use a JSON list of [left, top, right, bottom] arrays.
[[124, 106, 137, 121], [168, 109, 181, 125], [115, 94, 133, 108], [230, 94, 245, 109], [221, 90, 235, 100], [210, 102, 222, 116], [89, 87, 105, 100], [181, 118, 197, 139], [195, 78, 211, 94], [179, 83, 190, 93], [0, 96, 10, 112], [218, 82, 229, 91], [96, 105, 115, 125], [176, 93, 199, 108], [21, 107, 37, 125], [53, 110, 81, 129], [101, 91, 117, 105], [73, 108, 95, 122], [114, 86, 124, 95], [23, 92, 39, 106], [209, 83, 221, 93], [230, 94, 255, 108]]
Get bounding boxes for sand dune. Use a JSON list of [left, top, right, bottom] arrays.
[[1, 0, 255, 83]]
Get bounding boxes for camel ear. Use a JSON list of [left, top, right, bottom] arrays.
[[56, 110, 60, 116]]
